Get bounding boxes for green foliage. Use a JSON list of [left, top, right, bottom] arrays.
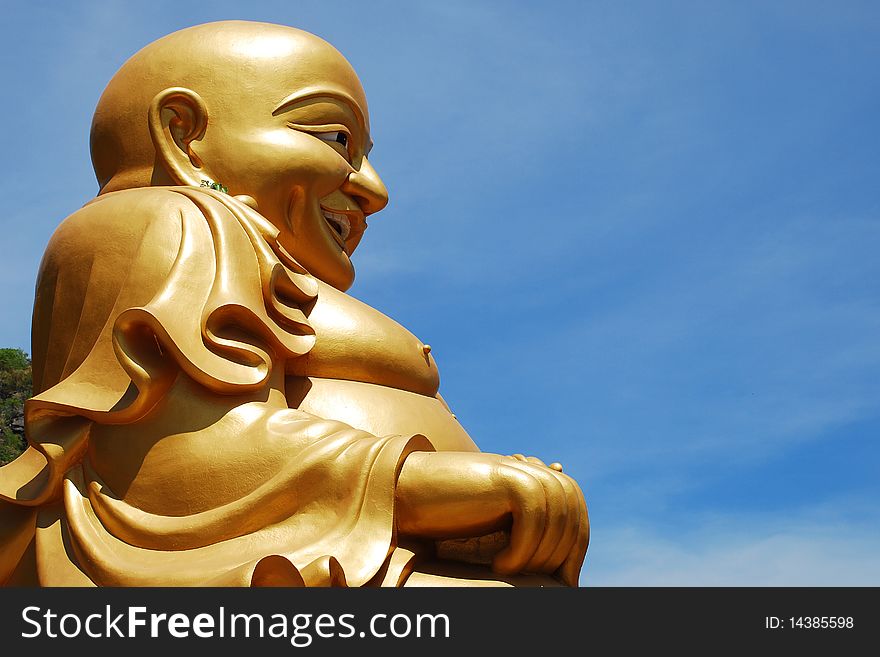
[[0, 348, 28, 371], [0, 348, 31, 465]]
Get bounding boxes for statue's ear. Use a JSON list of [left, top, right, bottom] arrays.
[[148, 87, 210, 187]]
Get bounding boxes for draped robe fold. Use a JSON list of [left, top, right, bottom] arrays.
[[0, 187, 432, 587]]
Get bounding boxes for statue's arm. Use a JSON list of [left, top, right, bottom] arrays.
[[395, 451, 589, 586]]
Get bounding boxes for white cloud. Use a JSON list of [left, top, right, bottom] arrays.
[[582, 509, 880, 586]]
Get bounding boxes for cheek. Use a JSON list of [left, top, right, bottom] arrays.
[[255, 130, 352, 197], [210, 128, 351, 200]]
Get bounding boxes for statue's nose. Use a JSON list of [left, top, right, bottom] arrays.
[[342, 157, 388, 216]]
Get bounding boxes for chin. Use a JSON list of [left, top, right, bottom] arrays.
[[316, 259, 355, 291]]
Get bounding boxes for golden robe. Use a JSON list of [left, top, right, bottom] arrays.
[[0, 187, 439, 586]]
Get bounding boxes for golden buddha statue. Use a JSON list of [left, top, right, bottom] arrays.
[[0, 20, 588, 587]]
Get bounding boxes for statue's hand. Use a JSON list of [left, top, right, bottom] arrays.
[[396, 451, 589, 585], [509, 453, 565, 472], [490, 454, 588, 586]]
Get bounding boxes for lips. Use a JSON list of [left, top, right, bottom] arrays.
[[321, 208, 351, 243]]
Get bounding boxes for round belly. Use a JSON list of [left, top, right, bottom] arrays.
[[286, 377, 480, 453]]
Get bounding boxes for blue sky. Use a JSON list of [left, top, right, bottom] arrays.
[[1, 1, 878, 585]]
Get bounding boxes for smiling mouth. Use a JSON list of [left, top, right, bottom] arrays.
[[321, 209, 351, 244]]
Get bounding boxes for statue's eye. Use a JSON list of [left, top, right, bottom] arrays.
[[316, 131, 348, 148]]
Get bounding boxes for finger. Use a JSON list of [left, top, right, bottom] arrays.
[[525, 456, 547, 467], [491, 468, 546, 576], [537, 472, 580, 573], [549, 462, 563, 472], [505, 461, 568, 573], [510, 454, 527, 462], [519, 466, 568, 573], [557, 481, 589, 587]]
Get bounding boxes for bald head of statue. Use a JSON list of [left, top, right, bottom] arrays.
[[91, 20, 388, 290]]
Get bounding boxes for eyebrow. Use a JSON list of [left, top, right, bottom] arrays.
[[272, 86, 369, 141]]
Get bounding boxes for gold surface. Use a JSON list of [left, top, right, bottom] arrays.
[[0, 20, 588, 587]]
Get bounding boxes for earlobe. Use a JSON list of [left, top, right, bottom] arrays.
[[148, 87, 210, 186]]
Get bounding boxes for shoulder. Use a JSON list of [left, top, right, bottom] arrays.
[[61, 186, 205, 238], [42, 187, 221, 269]]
